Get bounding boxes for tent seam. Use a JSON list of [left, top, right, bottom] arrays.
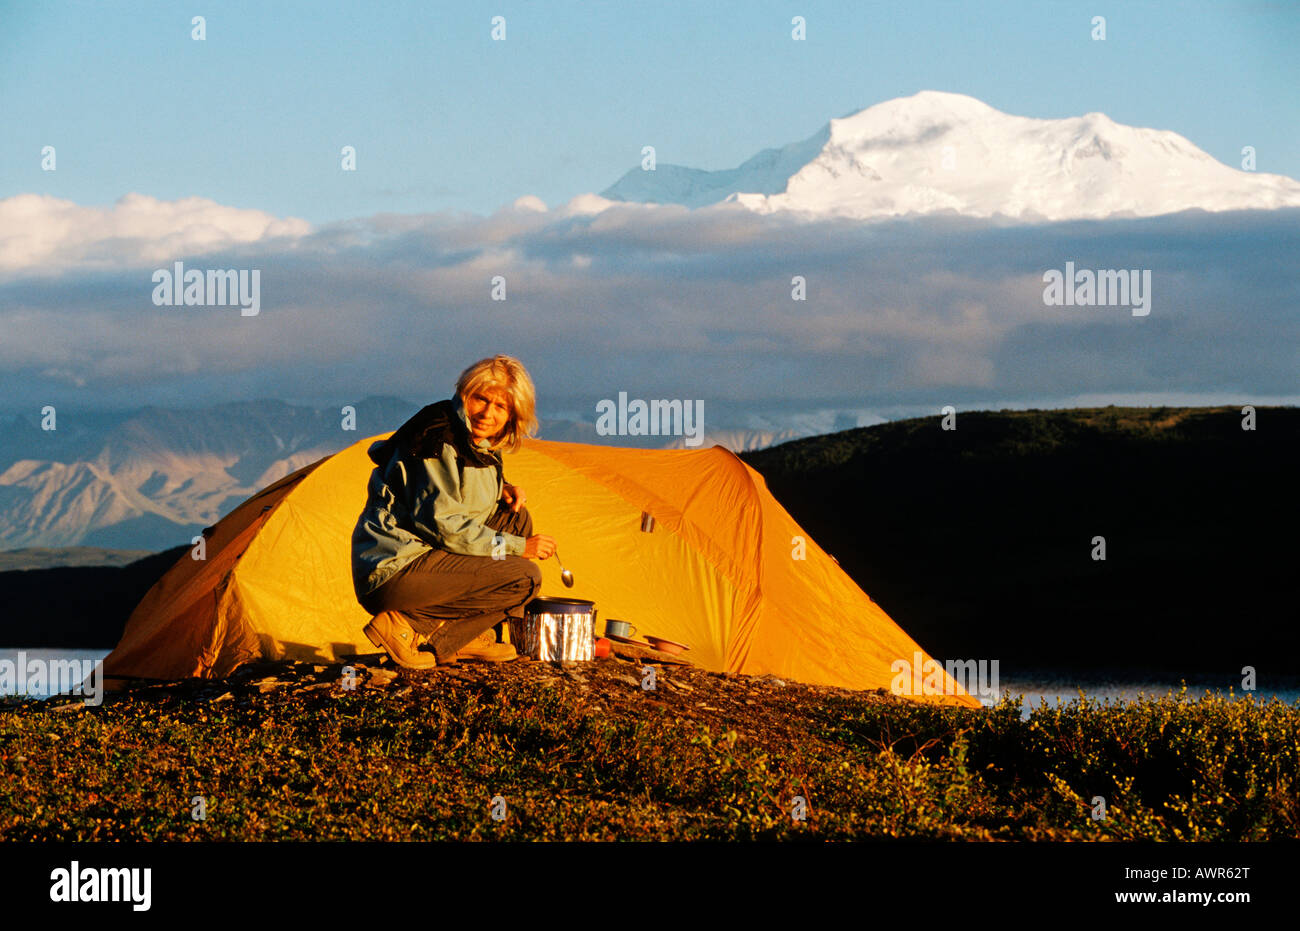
[[709, 445, 766, 672]]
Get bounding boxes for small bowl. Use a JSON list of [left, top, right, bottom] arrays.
[[644, 635, 689, 655]]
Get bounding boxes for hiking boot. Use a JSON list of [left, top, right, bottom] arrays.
[[455, 628, 518, 663], [411, 625, 459, 666], [363, 610, 438, 669]]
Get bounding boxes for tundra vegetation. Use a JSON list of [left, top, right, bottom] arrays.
[[2, 657, 1295, 841]]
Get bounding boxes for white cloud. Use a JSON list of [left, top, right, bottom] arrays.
[[512, 195, 548, 213], [0, 193, 1294, 419], [557, 192, 619, 217], [0, 192, 312, 275]]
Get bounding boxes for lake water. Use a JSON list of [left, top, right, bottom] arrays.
[[986, 672, 1300, 720], [4, 650, 1298, 718]]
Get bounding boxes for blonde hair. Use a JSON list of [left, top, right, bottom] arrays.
[[455, 355, 538, 453]]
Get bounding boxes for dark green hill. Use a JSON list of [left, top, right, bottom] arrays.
[[741, 406, 1300, 676], [0, 545, 188, 648]]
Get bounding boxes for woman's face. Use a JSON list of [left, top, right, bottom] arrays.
[[462, 386, 511, 444]]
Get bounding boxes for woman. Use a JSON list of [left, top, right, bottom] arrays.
[[351, 355, 557, 668]]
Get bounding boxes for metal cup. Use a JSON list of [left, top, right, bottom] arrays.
[[604, 619, 637, 639]]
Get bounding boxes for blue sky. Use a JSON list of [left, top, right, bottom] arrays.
[[3, 0, 1297, 222]]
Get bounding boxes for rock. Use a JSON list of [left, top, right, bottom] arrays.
[[367, 669, 399, 687]]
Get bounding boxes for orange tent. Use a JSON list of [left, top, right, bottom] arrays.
[[102, 436, 978, 706]]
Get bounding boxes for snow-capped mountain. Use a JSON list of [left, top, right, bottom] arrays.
[[601, 91, 1300, 221]]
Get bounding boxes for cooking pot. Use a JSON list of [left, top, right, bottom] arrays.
[[511, 596, 597, 662]]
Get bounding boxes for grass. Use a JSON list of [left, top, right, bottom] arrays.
[[2, 658, 1296, 841]]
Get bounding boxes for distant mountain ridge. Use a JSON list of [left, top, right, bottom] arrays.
[[0, 397, 810, 551], [662, 428, 805, 452], [602, 91, 1300, 221], [0, 546, 153, 572], [0, 397, 423, 550]]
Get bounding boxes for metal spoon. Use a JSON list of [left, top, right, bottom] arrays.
[[554, 549, 575, 588]]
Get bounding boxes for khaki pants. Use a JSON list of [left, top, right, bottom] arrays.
[[359, 503, 541, 662]]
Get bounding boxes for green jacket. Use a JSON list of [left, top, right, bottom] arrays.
[[351, 397, 527, 601]]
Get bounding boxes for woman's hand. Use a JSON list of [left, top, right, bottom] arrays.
[[522, 534, 556, 559], [502, 482, 526, 513]]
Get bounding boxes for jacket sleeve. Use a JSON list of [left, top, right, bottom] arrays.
[[404, 444, 527, 557]]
